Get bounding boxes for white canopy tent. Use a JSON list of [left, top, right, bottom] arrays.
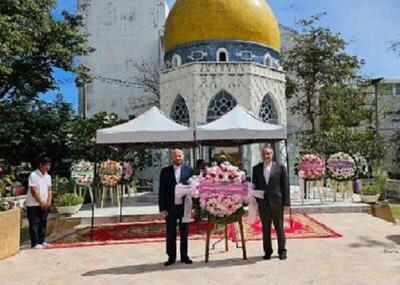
[[91, 105, 292, 236], [96, 106, 195, 146], [195, 105, 287, 144]]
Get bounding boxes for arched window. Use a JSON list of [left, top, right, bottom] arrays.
[[172, 54, 182, 67], [171, 95, 190, 126], [207, 90, 237, 122], [259, 94, 278, 123], [264, 54, 272, 67], [217, 48, 229, 62]]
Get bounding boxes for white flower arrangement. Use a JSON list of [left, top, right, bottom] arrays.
[[327, 152, 356, 181]]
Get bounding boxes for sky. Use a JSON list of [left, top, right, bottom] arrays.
[[50, 0, 400, 108]]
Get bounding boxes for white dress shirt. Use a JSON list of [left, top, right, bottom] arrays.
[[174, 164, 182, 184], [264, 162, 272, 184]]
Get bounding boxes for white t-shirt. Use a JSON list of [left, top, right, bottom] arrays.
[[26, 170, 52, 207]]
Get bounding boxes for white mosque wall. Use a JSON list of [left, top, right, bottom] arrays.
[[160, 62, 286, 125], [78, 0, 168, 118], [160, 62, 287, 172]]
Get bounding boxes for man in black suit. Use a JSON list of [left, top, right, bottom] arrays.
[[252, 146, 290, 260], [159, 148, 194, 266]]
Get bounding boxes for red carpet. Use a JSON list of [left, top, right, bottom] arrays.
[[227, 213, 342, 242], [47, 213, 341, 249]]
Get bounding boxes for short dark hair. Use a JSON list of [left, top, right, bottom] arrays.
[[39, 157, 51, 164]]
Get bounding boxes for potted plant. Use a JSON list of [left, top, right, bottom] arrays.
[[51, 176, 74, 213], [54, 193, 84, 215], [360, 184, 382, 203]]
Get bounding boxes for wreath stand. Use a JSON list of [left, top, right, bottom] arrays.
[[205, 215, 247, 263]]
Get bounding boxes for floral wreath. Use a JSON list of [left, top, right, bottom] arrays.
[[296, 153, 325, 181], [327, 152, 356, 181], [71, 161, 94, 186], [100, 160, 122, 186]]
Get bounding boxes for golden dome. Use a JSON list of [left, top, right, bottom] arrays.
[[164, 0, 281, 52]]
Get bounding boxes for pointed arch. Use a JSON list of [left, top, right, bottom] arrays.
[[171, 95, 190, 126], [259, 93, 278, 123]]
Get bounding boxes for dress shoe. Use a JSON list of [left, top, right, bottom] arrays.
[[164, 259, 176, 266], [180, 258, 193, 264], [263, 254, 272, 260], [279, 250, 287, 260]]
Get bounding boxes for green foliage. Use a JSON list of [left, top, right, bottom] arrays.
[[319, 86, 370, 130], [66, 112, 122, 162], [301, 126, 385, 162], [54, 193, 83, 206], [392, 129, 400, 175], [0, 200, 13, 211], [0, 174, 21, 197], [0, 0, 93, 100], [0, 95, 75, 166], [52, 175, 74, 199], [361, 184, 381, 195], [371, 167, 389, 191], [283, 13, 364, 133]]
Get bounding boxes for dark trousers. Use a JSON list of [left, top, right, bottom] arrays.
[[165, 205, 188, 260], [27, 206, 48, 247], [258, 201, 286, 254]]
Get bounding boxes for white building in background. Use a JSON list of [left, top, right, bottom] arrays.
[[78, 0, 299, 185], [78, 0, 168, 118]]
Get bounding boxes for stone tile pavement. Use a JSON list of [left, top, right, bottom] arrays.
[[0, 213, 399, 285]]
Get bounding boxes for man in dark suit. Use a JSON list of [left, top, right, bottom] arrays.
[[159, 148, 194, 266], [252, 146, 290, 260]]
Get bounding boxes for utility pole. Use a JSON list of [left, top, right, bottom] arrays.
[[370, 77, 384, 133]]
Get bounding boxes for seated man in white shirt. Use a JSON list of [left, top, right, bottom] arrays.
[[26, 157, 52, 249]]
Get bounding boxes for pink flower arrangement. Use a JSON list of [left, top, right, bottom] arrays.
[[122, 162, 134, 181], [195, 161, 249, 218], [201, 162, 246, 184], [200, 193, 244, 217], [297, 154, 325, 181]]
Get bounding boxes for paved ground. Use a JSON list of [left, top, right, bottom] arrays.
[[1, 213, 399, 285]]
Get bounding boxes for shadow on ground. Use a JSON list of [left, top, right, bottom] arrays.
[[348, 236, 396, 249], [386, 235, 400, 245], [82, 255, 269, 276]]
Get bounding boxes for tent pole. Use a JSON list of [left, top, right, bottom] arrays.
[[119, 145, 125, 223], [90, 158, 98, 241], [284, 139, 293, 229]]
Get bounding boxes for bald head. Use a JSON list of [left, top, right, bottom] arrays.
[[171, 148, 184, 166]]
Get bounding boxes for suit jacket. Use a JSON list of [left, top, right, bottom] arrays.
[[158, 164, 193, 212], [252, 162, 290, 207]]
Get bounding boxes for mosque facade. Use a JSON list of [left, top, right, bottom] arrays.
[[159, 0, 287, 169], [79, 0, 293, 183]]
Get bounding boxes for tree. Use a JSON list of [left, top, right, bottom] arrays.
[[283, 13, 364, 133], [0, 0, 93, 100], [66, 113, 153, 171], [301, 126, 385, 162], [0, 95, 75, 166], [391, 129, 400, 177], [67, 112, 122, 162]]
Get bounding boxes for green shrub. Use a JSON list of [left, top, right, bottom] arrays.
[[361, 184, 381, 195], [54, 193, 83, 207]]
